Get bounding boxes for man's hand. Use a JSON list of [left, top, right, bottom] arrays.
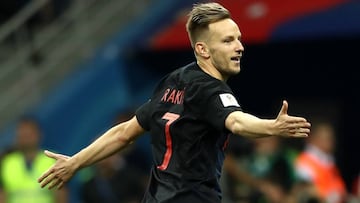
[[274, 100, 311, 138], [38, 150, 75, 190]]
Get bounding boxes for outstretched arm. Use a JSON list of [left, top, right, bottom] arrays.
[[38, 116, 145, 190], [225, 100, 310, 138]]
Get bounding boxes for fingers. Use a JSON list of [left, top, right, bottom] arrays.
[[279, 118, 311, 138], [39, 171, 56, 188], [275, 100, 311, 138], [39, 168, 66, 189], [38, 151, 71, 190], [44, 150, 60, 160], [291, 127, 310, 134], [38, 168, 54, 184], [58, 154, 71, 159], [57, 181, 65, 190], [44, 150, 70, 161], [287, 116, 308, 123], [277, 100, 288, 117], [287, 127, 310, 138], [48, 176, 63, 190], [292, 132, 309, 138], [286, 121, 311, 129], [40, 173, 65, 190]]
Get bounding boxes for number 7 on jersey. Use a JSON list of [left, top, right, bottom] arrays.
[[157, 112, 180, 171]]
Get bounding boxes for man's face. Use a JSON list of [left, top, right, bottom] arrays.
[[16, 122, 40, 150], [206, 18, 244, 79], [313, 124, 335, 154]]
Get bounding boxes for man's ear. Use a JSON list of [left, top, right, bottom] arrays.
[[194, 42, 210, 58]]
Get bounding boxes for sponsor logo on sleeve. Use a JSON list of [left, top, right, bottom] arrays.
[[219, 93, 240, 107]]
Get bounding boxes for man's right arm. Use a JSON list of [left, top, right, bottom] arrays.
[[38, 115, 146, 190], [225, 100, 311, 138]]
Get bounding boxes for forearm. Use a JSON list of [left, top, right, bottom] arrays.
[[38, 116, 145, 190], [226, 111, 274, 138], [70, 121, 134, 170]]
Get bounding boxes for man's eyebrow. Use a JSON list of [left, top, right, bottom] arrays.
[[222, 35, 235, 39]]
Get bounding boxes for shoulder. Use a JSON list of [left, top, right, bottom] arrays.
[[150, 62, 195, 94], [186, 76, 234, 104], [294, 153, 316, 181], [295, 152, 316, 172], [150, 62, 219, 97], [161, 62, 224, 86], [0, 152, 22, 172], [1, 151, 22, 162]]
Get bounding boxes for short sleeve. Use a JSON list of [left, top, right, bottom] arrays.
[[204, 91, 242, 131], [186, 80, 242, 132], [135, 100, 152, 131]]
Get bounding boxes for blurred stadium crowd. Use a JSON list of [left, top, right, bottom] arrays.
[[0, 0, 360, 203]]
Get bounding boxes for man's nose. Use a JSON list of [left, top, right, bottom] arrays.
[[236, 40, 244, 52]]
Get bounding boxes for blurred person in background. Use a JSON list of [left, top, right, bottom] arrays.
[[111, 110, 152, 174], [222, 136, 298, 203], [293, 120, 347, 203], [0, 116, 68, 203], [81, 151, 147, 203], [37, 3, 311, 203]]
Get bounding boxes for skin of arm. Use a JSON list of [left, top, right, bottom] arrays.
[[225, 100, 311, 138], [38, 116, 145, 189]]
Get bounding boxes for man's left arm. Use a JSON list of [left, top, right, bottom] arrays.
[[225, 100, 311, 138]]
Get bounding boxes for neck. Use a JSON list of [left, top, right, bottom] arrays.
[[20, 147, 38, 161], [196, 60, 227, 81]]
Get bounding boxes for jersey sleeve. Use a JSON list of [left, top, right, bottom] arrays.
[[187, 80, 242, 132], [135, 100, 152, 131], [205, 91, 242, 132]]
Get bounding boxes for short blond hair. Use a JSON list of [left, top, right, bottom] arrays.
[[186, 2, 231, 47]]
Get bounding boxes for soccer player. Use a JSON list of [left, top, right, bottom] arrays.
[[38, 2, 311, 203]]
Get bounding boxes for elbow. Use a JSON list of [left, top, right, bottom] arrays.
[[115, 116, 144, 146], [226, 112, 245, 136], [231, 121, 246, 136], [114, 122, 134, 146], [118, 136, 134, 148], [117, 134, 133, 146]]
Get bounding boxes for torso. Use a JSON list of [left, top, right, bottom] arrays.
[[136, 62, 242, 203]]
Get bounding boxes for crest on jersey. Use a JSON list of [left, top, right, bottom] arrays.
[[219, 93, 240, 107]]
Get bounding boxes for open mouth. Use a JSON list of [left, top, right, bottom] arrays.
[[230, 56, 241, 62]]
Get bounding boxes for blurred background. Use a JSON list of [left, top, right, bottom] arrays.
[[0, 0, 359, 202]]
